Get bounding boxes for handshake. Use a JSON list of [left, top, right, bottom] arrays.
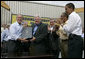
[[17, 37, 36, 43]]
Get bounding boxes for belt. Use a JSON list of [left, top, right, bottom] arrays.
[[69, 33, 81, 40], [2, 40, 8, 44], [69, 33, 81, 37], [8, 40, 16, 42]]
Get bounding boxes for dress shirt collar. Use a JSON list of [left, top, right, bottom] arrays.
[[16, 21, 22, 26], [50, 25, 55, 27], [35, 22, 42, 26], [69, 11, 76, 16]]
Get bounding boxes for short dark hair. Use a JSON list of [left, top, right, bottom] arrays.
[[66, 3, 75, 10]]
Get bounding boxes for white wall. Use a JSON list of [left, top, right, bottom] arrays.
[[5, 1, 65, 18], [1, 1, 84, 27], [78, 12, 84, 27], [1, 7, 11, 24]]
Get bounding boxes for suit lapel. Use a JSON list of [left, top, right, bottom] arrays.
[[34, 24, 42, 35]]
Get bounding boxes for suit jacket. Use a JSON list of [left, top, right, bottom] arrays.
[[47, 25, 59, 51], [30, 22, 49, 56]]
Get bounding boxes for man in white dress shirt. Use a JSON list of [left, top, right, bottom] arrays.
[[7, 14, 30, 57], [1, 25, 10, 42], [62, 3, 83, 58], [1, 25, 10, 55]]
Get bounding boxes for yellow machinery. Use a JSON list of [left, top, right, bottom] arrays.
[[11, 14, 50, 26]]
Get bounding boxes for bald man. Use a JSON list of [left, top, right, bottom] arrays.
[[29, 16, 48, 56]]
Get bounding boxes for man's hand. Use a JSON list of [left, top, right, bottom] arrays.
[[21, 38, 29, 43], [17, 38, 29, 42], [30, 37, 36, 42], [48, 26, 51, 31], [61, 24, 64, 27]]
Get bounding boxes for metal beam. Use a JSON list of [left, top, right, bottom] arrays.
[[1, 1, 10, 11]]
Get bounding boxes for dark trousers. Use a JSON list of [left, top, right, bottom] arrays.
[[49, 48, 60, 58], [15, 40, 30, 56], [68, 34, 83, 58], [48, 34, 60, 58], [1, 41, 8, 53], [2, 40, 30, 57], [1, 41, 8, 58]]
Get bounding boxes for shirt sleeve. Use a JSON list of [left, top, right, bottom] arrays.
[[1, 30, 6, 42], [63, 15, 77, 33], [9, 25, 20, 40]]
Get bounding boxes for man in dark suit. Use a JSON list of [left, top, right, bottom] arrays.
[[47, 19, 60, 58], [29, 16, 48, 56]]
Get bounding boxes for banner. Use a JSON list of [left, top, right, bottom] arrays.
[[11, 14, 50, 26]]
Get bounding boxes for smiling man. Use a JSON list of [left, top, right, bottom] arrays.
[[62, 3, 83, 58], [7, 14, 30, 57], [29, 16, 48, 56]]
